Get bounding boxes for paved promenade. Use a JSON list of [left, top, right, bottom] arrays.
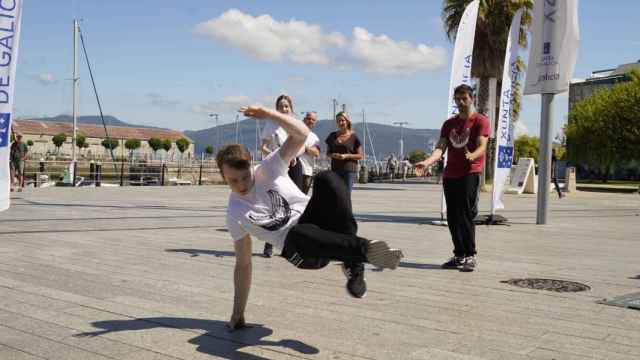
[[0, 184, 639, 359]]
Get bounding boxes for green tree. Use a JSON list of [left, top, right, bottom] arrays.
[[174, 138, 190, 177], [513, 135, 539, 163], [26, 139, 34, 147], [162, 139, 172, 153], [565, 69, 640, 182], [205, 145, 215, 157], [125, 138, 141, 160], [443, 0, 532, 113], [101, 138, 119, 151], [175, 137, 190, 157], [443, 0, 533, 182], [148, 137, 162, 159], [408, 149, 427, 164], [75, 133, 87, 156], [52, 133, 67, 154]]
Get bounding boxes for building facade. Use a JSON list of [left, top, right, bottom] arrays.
[[569, 60, 640, 111], [568, 60, 640, 180]]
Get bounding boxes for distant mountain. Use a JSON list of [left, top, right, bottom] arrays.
[[27, 115, 441, 158], [184, 119, 440, 159], [26, 115, 158, 129]]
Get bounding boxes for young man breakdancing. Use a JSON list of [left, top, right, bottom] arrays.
[[218, 105, 404, 330]]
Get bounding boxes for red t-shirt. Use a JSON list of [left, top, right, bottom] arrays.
[[440, 113, 490, 179]]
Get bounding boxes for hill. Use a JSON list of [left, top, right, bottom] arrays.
[[26, 115, 440, 158], [25, 115, 158, 129], [184, 119, 440, 159]]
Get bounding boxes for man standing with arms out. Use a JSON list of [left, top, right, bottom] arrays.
[[219, 105, 403, 330], [415, 84, 489, 272], [10, 133, 28, 192], [298, 111, 320, 194]]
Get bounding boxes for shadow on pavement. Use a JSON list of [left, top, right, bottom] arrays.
[[355, 214, 441, 224], [398, 262, 445, 270], [354, 186, 406, 191], [165, 248, 264, 258], [14, 199, 224, 212], [74, 317, 319, 360]]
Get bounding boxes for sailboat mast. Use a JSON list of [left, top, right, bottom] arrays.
[[362, 109, 366, 164], [72, 19, 79, 167]]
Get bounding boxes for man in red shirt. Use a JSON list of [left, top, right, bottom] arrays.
[[415, 84, 489, 272]]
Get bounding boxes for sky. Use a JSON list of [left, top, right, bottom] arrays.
[[14, 0, 640, 138]]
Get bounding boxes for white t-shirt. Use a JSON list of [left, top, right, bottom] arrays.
[[298, 131, 320, 176], [226, 150, 310, 250], [261, 119, 288, 152]]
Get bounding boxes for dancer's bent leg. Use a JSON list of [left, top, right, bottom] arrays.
[[282, 171, 402, 270]]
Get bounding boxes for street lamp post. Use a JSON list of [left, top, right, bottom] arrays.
[[331, 98, 338, 120], [393, 121, 409, 158], [209, 113, 219, 149]]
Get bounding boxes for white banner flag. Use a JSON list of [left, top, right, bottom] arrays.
[[524, 0, 579, 94], [491, 9, 524, 213], [440, 0, 479, 218], [0, 1, 24, 212]]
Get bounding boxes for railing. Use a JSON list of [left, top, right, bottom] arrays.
[[21, 158, 224, 187]]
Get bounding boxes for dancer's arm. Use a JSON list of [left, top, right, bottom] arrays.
[[415, 137, 448, 176], [228, 234, 252, 331], [240, 106, 309, 165]]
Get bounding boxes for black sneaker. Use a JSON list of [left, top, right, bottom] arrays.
[[460, 256, 476, 272], [263, 243, 273, 258], [341, 262, 367, 298], [441, 256, 464, 269]]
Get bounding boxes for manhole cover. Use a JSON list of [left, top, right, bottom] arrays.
[[501, 278, 590, 292]]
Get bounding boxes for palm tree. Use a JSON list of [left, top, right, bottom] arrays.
[[442, 0, 533, 181]]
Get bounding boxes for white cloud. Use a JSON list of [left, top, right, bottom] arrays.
[[194, 9, 447, 75], [222, 95, 250, 105], [191, 94, 253, 115], [287, 75, 305, 82], [191, 103, 218, 114], [350, 27, 447, 75], [35, 73, 56, 85], [147, 93, 180, 108], [194, 9, 346, 65]]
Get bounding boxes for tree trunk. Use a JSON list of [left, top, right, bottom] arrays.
[[476, 78, 490, 115], [476, 77, 499, 190]]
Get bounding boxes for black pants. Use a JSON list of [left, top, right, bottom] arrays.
[[443, 173, 479, 257], [302, 175, 313, 195], [552, 176, 562, 198], [281, 171, 368, 270], [288, 159, 304, 192]]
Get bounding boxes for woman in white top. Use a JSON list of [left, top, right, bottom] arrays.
[[259, 94, 304, 257]]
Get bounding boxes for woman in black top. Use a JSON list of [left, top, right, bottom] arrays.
[[325, 111, 363, 195]]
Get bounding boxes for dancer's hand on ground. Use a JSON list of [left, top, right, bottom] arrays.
[[227, 314, 248, 332], [239, 106, 272, 119]]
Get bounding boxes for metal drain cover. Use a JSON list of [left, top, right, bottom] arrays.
[[501, 278, 590, 292]]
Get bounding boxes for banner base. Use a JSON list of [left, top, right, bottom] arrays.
[[430, 220, 448, 226], [474, 214, 509, 225]]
